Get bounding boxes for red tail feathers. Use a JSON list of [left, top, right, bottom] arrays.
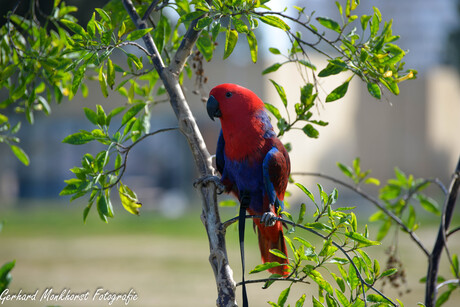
[[254, 219, 289, 277]]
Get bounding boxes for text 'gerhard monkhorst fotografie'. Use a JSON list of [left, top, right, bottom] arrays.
[[0, 287, 138, 305]]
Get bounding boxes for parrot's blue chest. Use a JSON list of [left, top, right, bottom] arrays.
[[222, 155, 265, 212]]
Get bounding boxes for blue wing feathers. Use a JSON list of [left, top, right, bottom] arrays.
[[263, 147, 279, 206]]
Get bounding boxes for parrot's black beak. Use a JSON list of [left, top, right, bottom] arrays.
[[206, 95, 221, 121]]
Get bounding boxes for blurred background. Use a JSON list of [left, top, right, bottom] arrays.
[[0, 0, 459, 306]]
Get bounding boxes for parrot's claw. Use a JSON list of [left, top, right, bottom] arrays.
[[193, 175, 225, 194], [261, 211, 277, 227]]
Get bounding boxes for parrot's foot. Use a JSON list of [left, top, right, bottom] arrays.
[[261, 211, 277, 227], [193, 175, 225, 194]]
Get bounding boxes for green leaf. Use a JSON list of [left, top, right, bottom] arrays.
[[95, 8, 111, 24], [0, 260, 15, 292], [259, 15, 290, 31], [269, 47, 281, 55], [295, 183, 315, 203], [99, 66, 108, 98], [277, 286, 291, 307], [269, 249, 287, 259], [211, 23, 221, 41], [232, 17, 249, 34], [364, 177, 380, 186], [373, 259, 380, 276], [316, 17, 341, 33], [72, 64, 87, 95], [295, 294, 306, 307], [178, 11, 206, 24], [249, 262, 282, 274], [107, 106, 126, 125], [299, 60, 316, 70], [83, 204, 91, 223], [360, 15, 372, 31], [376, 219, 392, 241], [367, 82, 381, 99], [348, 262, 359, 290], [153, 17, 166, 53], [262, 63, 282, 75], [335, 290, 349, 306], [345, 232, 380, 246], [196, 32, 214, 61], [107, 58, 115, 89], [436, 287, 455, 307], [126, 28, 153, 41], [119, 182, 142, 215], [297, 203, 306, 224], [223, 29, 238, 59], [302, 124, 319, 138], [380, 268, 397, 278], [219, 199, 238, 207], [264, 103, 282, 120], [337, 162, 353, 178], [309, 270, 333, 295], [10, 145, 30, 166], [87, 13, 96, 38], [270, 80, 287, 107], [96, 105, 107, 126], [326, 79, 350, 102], [60, 19, 87, 37], [246, 31, 258, 63], [418, 195, 440, 215], [195, 16, 213, 30], [318, 61, 347, 77], [312, 297, 324, 307], [325, 293, 338, 307], [62, 132, 96, 145], [367, 294, 390, 304], [97, 192, 113, 219], [451, 254, 459, 277], [121, 103, 146, 126]]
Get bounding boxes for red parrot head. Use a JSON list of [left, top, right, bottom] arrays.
[[206, 83, 265, 123]]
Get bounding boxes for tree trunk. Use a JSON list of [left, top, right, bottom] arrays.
[[122, 1, 237, 305]]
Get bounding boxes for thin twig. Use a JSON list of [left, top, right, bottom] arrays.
[[142, 0, 162, 21], [447, 226, 460, 238], [436, 279, 460, 291], [105, 127, 178, 189], [292, 171, 430, 256]]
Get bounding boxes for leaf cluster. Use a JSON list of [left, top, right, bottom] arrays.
[[366, 167, 441, 241], [249, 184, 399, 307], [60, 103, 150, 222]]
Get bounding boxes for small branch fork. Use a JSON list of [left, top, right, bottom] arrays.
[[224, 214, 397, 307], [121, 1, 237, 306]]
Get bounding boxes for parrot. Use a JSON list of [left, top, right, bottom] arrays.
[[206, 83, 290, 277]]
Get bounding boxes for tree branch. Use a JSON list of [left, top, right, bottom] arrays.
[[291, 171, 430, 256], [142, 0, 162, 21], [169, 18, 203, 76], [121, 1, 237, 306], [425, 156, 460, 307]]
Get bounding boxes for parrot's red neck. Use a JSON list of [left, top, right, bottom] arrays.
[[220, 114, 268, 161]]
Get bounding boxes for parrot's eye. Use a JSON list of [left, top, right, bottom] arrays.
[[225, 92, 233, 98]]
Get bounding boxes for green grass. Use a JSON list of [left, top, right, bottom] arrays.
[[0, 200, 207, 238]]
